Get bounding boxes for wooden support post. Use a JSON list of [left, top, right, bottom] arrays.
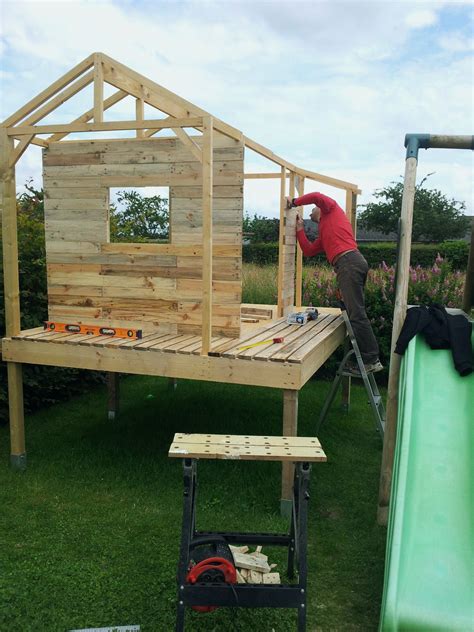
[[1, 127, 26, 469], [93, 54, 104, 124], [201, 116, 213, 355], [135, 98, 144, 138], [277, 167, 286, 317], [107, 372, 120, 421], [377, 156, 418, 525], [341, 189, 358, 409], [295, 176, 304, 308], [281, 389, 298, 516], [462, 220, 474, 314], [346, 189, 358, 237]]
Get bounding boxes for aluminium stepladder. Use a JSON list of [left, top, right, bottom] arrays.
[[317, 303, 385, 436]]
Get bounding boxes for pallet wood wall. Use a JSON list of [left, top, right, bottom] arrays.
[[43, 135, 244, 337]]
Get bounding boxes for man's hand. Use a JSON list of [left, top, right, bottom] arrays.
[[296, 212, 304, 231], [285, 196, 293, 210]]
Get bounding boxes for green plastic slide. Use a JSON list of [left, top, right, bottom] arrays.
[[380, 332, 474, 631]]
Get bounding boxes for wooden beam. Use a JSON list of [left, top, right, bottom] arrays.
[[12, 136, 49, 148], [277, 166, 286, 317], [93, 53, 104, 123], [281, 389, 298, 514], [173, 127, 203, 163], [9, 116, 204, 136], [201, 116, 213, 355], [2, 53, 95, 127], [244, 172, 287, 180], [295, 175, 304, 308], [46, 89, 128, 143], [1, 128, 26, 469], [345, 189, 358, 237], [100, 52, 243, 143], [17, 70, 94, 129], [297, 166, 361, 193], [2, 338, 302, 390], [378, 156, 418, 525], [1, 128, 21, 335], [9, 135, 35, 168], [135, 98, 144, 138], [107, 372, 120, 420], [7, 362, 26, 469]]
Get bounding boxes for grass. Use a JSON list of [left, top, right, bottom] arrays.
[[0, 375, 387, 631]]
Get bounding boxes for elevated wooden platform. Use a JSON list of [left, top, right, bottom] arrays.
[[2, 309, 345, 390]]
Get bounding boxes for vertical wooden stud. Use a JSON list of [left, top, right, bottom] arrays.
[[295, 175, 304, 308], [1, 127, 26, 469], [201, 116, 213, 355], [93, 53, 104, 124], [377, 156, 418, 525], [341, 189, 358, 410], [281, 389, 298, 516], [277, 167, 286, 317], [345, 189, 357, 237], [136, 98, 144, 138], [107, 372, 120, 421]]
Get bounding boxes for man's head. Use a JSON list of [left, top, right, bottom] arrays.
[[310, 205, 321, 223]]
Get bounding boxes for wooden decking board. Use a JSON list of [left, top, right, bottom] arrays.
[[236, 323, 298, 360], [250, 318, 328, 363], [147, 333, 195, 351], [221, 319, 289, 358], [160, 334, 202, 352], [287, 316, 344, 363], [3, 310, 345, 392], [12, 327, 44, 339], [177, 336, 211, 354], [268, 315, 339, 363], [132, 332, 179, 350]]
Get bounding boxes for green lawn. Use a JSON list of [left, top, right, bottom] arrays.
[[0, 375, 386, 631]]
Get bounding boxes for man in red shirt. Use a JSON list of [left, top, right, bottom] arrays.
[[286, 192, 382, 374]]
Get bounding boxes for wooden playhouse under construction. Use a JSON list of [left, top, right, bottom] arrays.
[[1, 53, 361, 501]]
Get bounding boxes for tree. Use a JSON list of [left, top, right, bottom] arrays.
[[243, 212, 280, 243], [110, 190, 169, 242], [358, 175, 470, 242]]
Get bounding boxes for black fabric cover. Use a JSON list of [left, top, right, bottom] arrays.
[[395, 304, 473, 377]]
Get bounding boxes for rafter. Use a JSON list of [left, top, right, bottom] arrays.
[[2, 53, 95, 128]]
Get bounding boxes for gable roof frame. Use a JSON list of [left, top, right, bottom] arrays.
[[2, 52, 360, 193]]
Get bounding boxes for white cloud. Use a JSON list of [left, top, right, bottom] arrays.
[[1, 0, 472, 216], [405, 9, 438, 29]]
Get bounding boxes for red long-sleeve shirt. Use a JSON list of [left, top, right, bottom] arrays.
[[294, 192, 357, 264]]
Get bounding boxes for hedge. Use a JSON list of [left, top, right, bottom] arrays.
[[243, 240, 469, 270]]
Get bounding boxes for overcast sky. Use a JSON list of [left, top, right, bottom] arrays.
[[1, 0, 473, 217]]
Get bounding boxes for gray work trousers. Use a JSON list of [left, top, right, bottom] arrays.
[[334, 250, 379, 364]]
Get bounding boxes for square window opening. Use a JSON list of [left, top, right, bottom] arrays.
[[109, 187, 170, 243]]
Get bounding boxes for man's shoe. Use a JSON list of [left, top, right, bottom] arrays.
[[346, 360, 383, 376], [365, 360, 384, 374]]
